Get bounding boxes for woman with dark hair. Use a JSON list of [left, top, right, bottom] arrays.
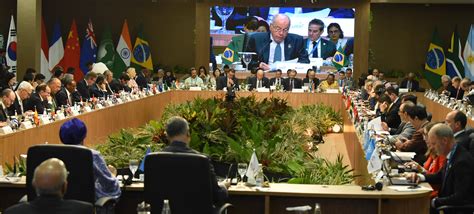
[[210, 68, 222, 87], [198, 66, 210, 84], [0, 72, 16, 91], [256, 19, 269, 32], [327, 23, 347, 50], [163, 70, 176, 87]]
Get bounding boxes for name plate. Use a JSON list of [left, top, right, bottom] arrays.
[[56, 112, 65, 120], [270, 85, 276, 90], [0, 126, 14, 135], [256, 88, 270, 92], [301, 86, 309, 91], [96, 104, 104, 109], [326, 89, 340, 93], [20, 121, 33, 130], [40, 116, 50, 125], [189, 87, 202, 91], [292, 89, 305, 93], [116, 98, 123, 104], [399, 88, 409, 93], [84, 106, 92, 112], [71, 109, 80, 116]]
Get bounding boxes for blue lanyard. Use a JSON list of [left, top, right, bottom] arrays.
[[308, 40, 319, 55]]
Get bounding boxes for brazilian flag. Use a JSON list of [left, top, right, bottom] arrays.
[[424, 28, 446, 90], [332, 46, 348, 70], [221, 34, 245, 65]]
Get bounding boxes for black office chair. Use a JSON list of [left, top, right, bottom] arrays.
[[26, 144, 117, 214], [437, 205, 474, 214], [144, 152, 232, 214]]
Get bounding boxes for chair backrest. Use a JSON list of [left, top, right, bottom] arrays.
[[26, 144, 95, 203], [144, 152, 214, 214]]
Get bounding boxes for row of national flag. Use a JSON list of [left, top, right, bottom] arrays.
[[424, 25, 474, 89], [4, 15, 154, 81]]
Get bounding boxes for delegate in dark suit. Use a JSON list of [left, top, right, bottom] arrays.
[[4, 195, 93, 214], [269, 77, 284, 86], [7, 92, 22, 116], [0, 106, 8, 122], [89, 84, 109, 98], [24, 93, 50, 113], [382, 98, 402, 129], [457, 129, 474, 157], [302, 78, 320, 88], [76, 79, 90, 100], [399, 79, 420, 92], [162, 141, 228, 205], [245, 32, 309, 70], [109, 79, 131, 93], [248, 76, 270, 90], [304, 38, 336, 59], [216, 76, 239, 91], [283, 78, 303, 91], [425, 145, 474, 209], [55, 88, 81, 107]]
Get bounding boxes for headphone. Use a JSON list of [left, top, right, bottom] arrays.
[[361, 182, 383, 191]]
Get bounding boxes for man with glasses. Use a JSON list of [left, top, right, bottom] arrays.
[[8, 81, 33, 115], [304, 19, 336, 60], [24, 84, 51, 114], [1, 89, 16, 124], [245, 14, 309, 70]]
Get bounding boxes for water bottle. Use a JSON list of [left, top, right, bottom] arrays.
[[313, 203, 321, 214], [255, 164, 264, 187], [136, 201, 151, 214], [161, 199, 171, 214]]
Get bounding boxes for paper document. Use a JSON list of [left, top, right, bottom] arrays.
[[388, 185, 432, 192], [367, 116, 383, 132]]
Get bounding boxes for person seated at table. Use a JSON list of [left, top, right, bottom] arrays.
[[216, 69, 239, 91], [1, 89, 15, 124], [4, 158, 94, 214], [327, 23, 347, 50], [248, 68, 270, 91], [395, 104, 429, 164], [56, 78, 81, 107], [401, 93, 418, 105], [126, 67, 139, 91], [152, 69, 165, 86], [460, 78, 471, 99], [198, 66, 211, 85], [381, 86, 402, 129], [33, 73, 46, 88], [77, 72, 97, 100], [368, 82, 385, 110], [383, 101, 416, 143], [343, 68, 355, 90], [221, 16, 259, 66], [318, 73, 339, 91], [245, 14, 309, 70], [110, 73, 131, 93], [270, 69, 284, 86], [360, 80, 373, 100], [135, 69, 150, 90], [210, 68, 222, 87], [337, 71, 345, 87], [162, 116, 230, 205], [302, 69, 320, 90], [451, 76, 463, 100], [103, 70, 117, 95], [163, 70, 176, 88], [89, 74, 110, 98], [438, 75, 455, 96], [445, 110, 473, 156], [305, 19, 336, 60], [8, 81, 33, 116], [24, 84, 51, 114], [399, 72, 419, 92], [283, 69, 303, 91], [184, 67, 204, 87], [59, 118, 121, 199], [409, 124, 474, 213]]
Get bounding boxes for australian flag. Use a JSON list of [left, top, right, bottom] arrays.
[[79, 19, 97, 75]]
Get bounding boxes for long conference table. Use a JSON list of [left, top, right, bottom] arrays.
[[0, 91, 437, 214]]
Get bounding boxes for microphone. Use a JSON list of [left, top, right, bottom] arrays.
[[257, 39, 273, 66]]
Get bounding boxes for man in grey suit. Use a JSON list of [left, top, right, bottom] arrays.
[[386, 101, 416, 144]]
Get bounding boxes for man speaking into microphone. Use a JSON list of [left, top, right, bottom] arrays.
[[245, 14, 309, 71]]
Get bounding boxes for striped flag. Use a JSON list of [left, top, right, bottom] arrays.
[[446, 26, 464, 78], [79, 19, 97, 75], [48, 21, 64, 71], [112, 20, 132, 77], [464, 25, 474, 79], [6, 15, 17, 73], [40, 18, 51, 80]]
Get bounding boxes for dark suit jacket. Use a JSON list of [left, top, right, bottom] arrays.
[[135, 74, 148, 90], [398, 125, 428, 164], [426, 145, 474, 207], [0, 106, 8, 122], [109, 79, 131, 93], [24, 93, 50, 113], [55, 88, 81, 107], [399, 79, 420, 92], [283, 78, 303, 91], [304, 38, 337, 59], [89, 84, 109, 98], [248, 77, 270, 90], [381, 98, 402, 129], [302, 77, 320, 88], [456, 129, 474, 157], [162, 141, 228, 205], [246, 32, 309, 70], [4, 195, 94, 214], [7, 92, 22, 116], [76, 79, 90, 100], [216, 76, 239, 91], [269, 77, 284, 86]]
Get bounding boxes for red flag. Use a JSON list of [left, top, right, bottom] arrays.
[[40, 18, 51, 80], [59, 19, 82, 81]]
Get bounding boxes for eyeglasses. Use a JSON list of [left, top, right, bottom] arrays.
[[272, 25, 289, 33]]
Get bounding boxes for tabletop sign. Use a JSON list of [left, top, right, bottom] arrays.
[[56, 113, 65, 120], [116, 98, 123, 104], [71, 109, 80, 116], [96, 104, 104, 109], [292, 89, 305, 93], [257, 88, 270, 92], [40, 116, 50, 125], [84, 106, 92, 112], [325, 89, 339, 93], [20, 121, 33, 130], [189, 87, 202, 91], [0, 126, 14, 135]]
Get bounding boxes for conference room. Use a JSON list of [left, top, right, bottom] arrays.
[[0, 0, 474, 213]]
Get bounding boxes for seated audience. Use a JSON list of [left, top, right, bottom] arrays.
[[59, 118, 121, 199], [4, 158, 94, 214], [24, 84, 51, 113], [318, 73, 339, 91], [248, 68, 270, 90], [184, 67, 204, 87], [283, 69, 303, 91], [162, 116, 229, 205], [47, 78, 62, 110], [395, 104, 429, 164], [399, 72, 420, 92]]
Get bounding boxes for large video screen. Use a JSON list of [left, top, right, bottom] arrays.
[[210, 7, 355, 72]]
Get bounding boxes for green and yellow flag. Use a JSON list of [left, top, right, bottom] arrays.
[[222, 34, 246, 65], [332, 46, 348, 70], [131, 27, 153, 70], [424, 28, 446, 89]]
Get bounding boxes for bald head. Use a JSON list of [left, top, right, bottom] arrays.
[[47, 78, 62, 95], [33, 158, 68, 197], [428, 124, 455, 156], [256, 69, 264, 80], [270, 14, 291, 43]]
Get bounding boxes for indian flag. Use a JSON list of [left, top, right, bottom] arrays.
[[113, 20, 132, 77]]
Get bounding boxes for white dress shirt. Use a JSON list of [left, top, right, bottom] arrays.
[[268, 34, 285, 64], [307, 38, 322, 58]]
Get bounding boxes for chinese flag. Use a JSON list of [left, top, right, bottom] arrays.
[[60, 19, 82, 81]]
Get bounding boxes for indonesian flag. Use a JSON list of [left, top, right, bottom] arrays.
[[40, 18, 51, 80]]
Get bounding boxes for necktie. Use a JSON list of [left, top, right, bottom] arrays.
[[274, 43, 282, 62], [407, 81, 411, 90], [258, 80, 261, 88], [290, 79, 294, 91], [277, 79, 280, 85], [312, 41, 318, 58]]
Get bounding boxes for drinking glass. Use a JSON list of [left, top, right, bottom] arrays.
[[237, 163, 247, 186], [129, 159, 139, 179], [214, 6, 234, 33]]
